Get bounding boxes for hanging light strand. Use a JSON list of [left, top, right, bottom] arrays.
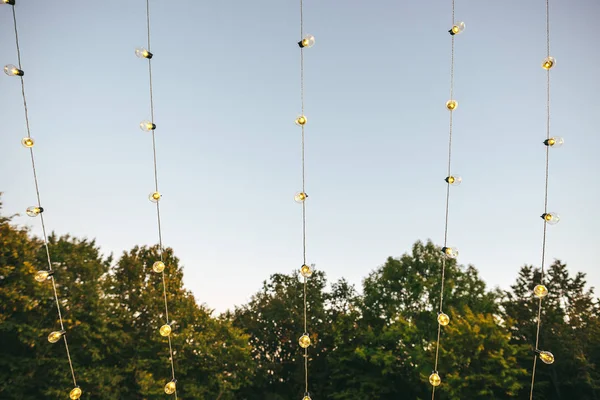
[[138, 0, 177, 396], [431, 0, 464, 397], [530, 0, 557, 397], [3, 1, 80, 398]]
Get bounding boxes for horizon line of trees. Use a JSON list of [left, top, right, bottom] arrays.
[[1, 196, 599, 399]]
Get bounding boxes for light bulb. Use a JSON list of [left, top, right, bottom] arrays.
[[437, 312, 450, 326], [299, 333, 311, 348], [541, 212, 560, 225], [164, 380, 177, 395], [26, 206, 43, 217], [48, 330, 66, 343], [429, 372, 441, 387], [534, 284, 548, 298], [135, 47, 153, 59], [3, 0, 16, 5], [3, 64, 23, 76], [544, 137, 564, 147], [539, 350, 555, 365], [298, 34, 315, 48], [445, 175, 462, 186], [542, 57, 555, 70], [449, 21, 466, 35], [442, 246, 459, 259], [69, 387, 82, 400], [446, 100, 458, 110], [149, 192, 162, 203], [21, 137, 34, 148], [302, 393, 312, 400], [295, 115, 307, 126], [160, 323, 172, 337], [294, 192, 308, 203], [140, 120, 156, 132], [34, 270, 53, 282], [152, 261, 166, 273], [300, 264, 313, 278]]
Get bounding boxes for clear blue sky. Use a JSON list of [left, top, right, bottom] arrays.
[[1, 0, 598, 313]]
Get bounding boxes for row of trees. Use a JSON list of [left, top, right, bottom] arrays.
[[1, 197, 599, 399]]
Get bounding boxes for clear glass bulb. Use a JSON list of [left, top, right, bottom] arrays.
[[545, 137, 564, 147], [135, 47, 153, 59], [446, 175, 462, 186], [21, 137, 34, 148], [451, 21, 466, 34], [153, 261, 166, 273], [3, 64, 23, 76], [299, 333, 311, 348], [300, 264, 313, 278], [446, 100, 458, 110], [539, 350, 555, 365], [48, 330, 65, 343], [542, 212, 560, 225], [534, 284, 548, 298], [164, 381, 177, 395], [294, 192, 308, 203], [442, 246, 459, 259], [542, 57, 556, 70], [149, 192, 161, 203], [140, 120, 156, 132], [160, 324, 172, 337], [69, 387, 82, 400], [302, 394, 312, 400], [34, 270, 51, 282], [300, 34, 315, 48], [295, 115, 307, 126], [26, 206, 43, 217], [429, 372, 441, 387], [437, 312, 450, 326]]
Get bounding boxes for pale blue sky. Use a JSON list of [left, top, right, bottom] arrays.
[[1, 0, 598, 312]]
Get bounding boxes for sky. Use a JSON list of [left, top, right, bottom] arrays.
[[1, 0, 598, 313]]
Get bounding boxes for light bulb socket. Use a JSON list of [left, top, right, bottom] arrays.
[[150, 123, 156, 130], [15, 68, 24, 76], [5, 0, 16, 5], [45, 270, 55, 278], [540, 213, 548, 220], [297, 40, 305, 48], [145, 51, 154, 59], [543, 139, 557, 146], [448, 29, 456, 36], [441, 246, 449, 253], [37, 207, 45, 213], [444, 177, 452, 183]]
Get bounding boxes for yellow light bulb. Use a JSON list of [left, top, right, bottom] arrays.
[[445, 175, 462, 186], [541, 212, 560, 225], [429, 372, 441, 387], [442, 246, 459, 259], [34, 270, 51, 282], [437, 312, 450, 326], [140, 120, 156, 132], [164, 380, 177, 395], [153, 261, 166, 273], [299, 333, 311, 348], [539, 350, 555, 365], [135, 47, 153, 59], [149, 192, 162, 203], [449, 21, 465, 35], [160, 324, 172, 337], [544, 136, 564, 147], [3, 64, 23, 76], [302, 395, 312, 400], [300, 264, 313, 278], [534, 284, 548, 298], [299, 34, 315, 48], [295, 115, 307, 126], [542, 56, 555, 70], [48, 330, 65, 343], [446, 100, 458, 110], [294, 192, 308, 203], [69, 387, 82, 399], [21, 137, 34, 148], [26, 206, 43, 217]]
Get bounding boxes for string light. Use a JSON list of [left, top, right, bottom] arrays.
[[300, 264, 313, 278], [295, 115, 307, 126], [3, 1, 81, 397], [530, 0, 560, 397], [136, 0, 178, 395], [294, 192, 308, 203], [299, 333, 311, 349], [431, 1, 465, 396]]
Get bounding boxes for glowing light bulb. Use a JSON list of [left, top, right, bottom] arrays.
[[34, 270, 53, 282], [164, 380, 177, 395], [542, 57, 555, 70], [544, 137, 564, 147], [539, 350, 555, 365], [294, 192, 308, 203], [298, 34, 315, 48], [135, 47, 153, 59], [3, 0, 16, 5], [445, 175, 462, 186], [437, 312, 450, 326], [300, 264, 313, 278], [3, 64, 23, 76], [299, 333, 311, 348], [442, 246, 459, 259], [26, 206, 43, 217], [21, 137, 34, 148], [429, 372, 441, 387], [69, 387, 82, 400], [449, 21, 466, 35], [295, 115, 307, 126], [140, 120, 156, 132], [160, 323, 172, 337], [534, 284, 548, 298], [48, 330, 66, 343], [302, 393, 312, 400], [149, 192, 162, 203], [446, 100, 458, 110], [541, 212, 560, 225], [153, 261, 166, 273]]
